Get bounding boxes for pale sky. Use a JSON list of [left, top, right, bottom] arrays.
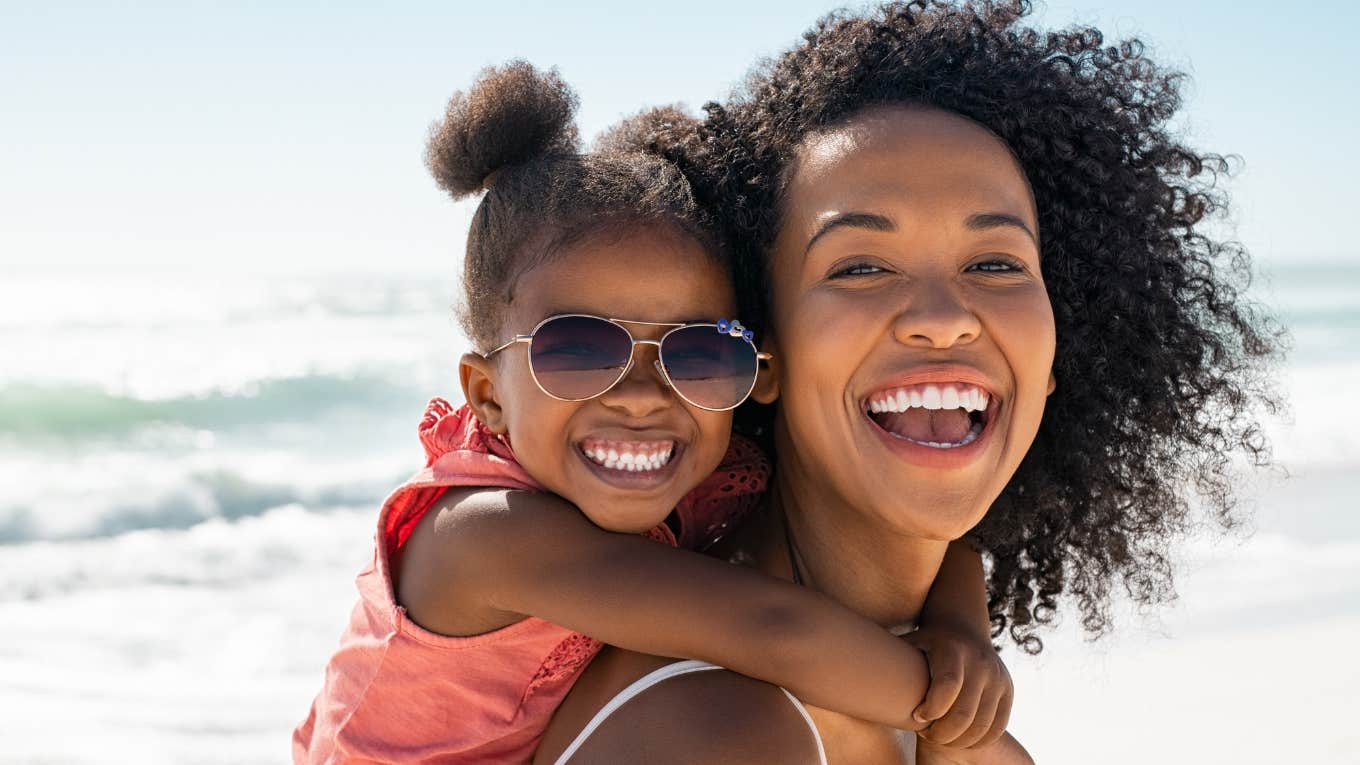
[[2, 0, 1355, 275]]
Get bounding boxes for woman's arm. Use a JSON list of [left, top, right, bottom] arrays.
[[400, 487, 932, 730]]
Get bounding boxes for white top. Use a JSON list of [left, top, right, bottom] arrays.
[[551, 659, 828, 765]]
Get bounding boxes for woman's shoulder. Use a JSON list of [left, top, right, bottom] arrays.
[[535, 647, 823, 765]]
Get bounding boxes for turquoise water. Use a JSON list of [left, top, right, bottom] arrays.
[[1266, 261, 1360, 364]]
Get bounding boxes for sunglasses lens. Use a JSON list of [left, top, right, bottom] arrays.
[[528, 316, 633, 400], [660, 325, 759, 410]]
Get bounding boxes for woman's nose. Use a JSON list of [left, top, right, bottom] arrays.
[[596, 345, 673, 417], [892, 283, 981, 349]]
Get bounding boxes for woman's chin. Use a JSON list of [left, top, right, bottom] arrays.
[[853, 481, 992, 541]]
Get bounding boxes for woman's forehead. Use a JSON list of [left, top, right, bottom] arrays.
[[782, 107, 1037, 238]]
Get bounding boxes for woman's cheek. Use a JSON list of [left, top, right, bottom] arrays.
[[781, 295, 873, 380], [991, 289, 1056, 452]]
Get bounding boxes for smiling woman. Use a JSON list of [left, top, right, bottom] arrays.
[[766, 105, 1055, 541], [682, 0, 1283, 651], [537, 1, 1281, 762]]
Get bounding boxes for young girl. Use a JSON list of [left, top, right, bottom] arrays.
[[294, 62, 1011, 764]]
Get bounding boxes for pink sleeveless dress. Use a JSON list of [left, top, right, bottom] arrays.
[[293, 398, 768, 764]]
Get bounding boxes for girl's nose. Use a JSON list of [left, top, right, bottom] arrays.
[[596, 346, 673, 418]]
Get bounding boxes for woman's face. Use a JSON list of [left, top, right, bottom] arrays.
[[767, 105, 1055, 540]]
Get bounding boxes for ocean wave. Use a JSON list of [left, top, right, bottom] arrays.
[[0, 373, 423, 439], [0, 464, 401, 545], [0, 503, 376, 601]]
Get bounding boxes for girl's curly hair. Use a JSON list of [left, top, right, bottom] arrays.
[[425, 61, 724, 351], [630, 0, 1284, 651]]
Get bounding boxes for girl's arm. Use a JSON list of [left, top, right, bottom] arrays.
[[399, 487, 932, 731], [909, 539, 1014, 749], [920, 539, 992, 634]]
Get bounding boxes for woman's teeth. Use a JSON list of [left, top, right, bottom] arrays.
[[867, 383, 989, 413], [866, 383, 990, 449], [580, 439, 675, 472]]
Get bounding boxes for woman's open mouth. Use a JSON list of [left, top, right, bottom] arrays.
[[864, 382, 995, 450]]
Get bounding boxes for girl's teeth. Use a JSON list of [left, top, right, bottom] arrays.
[[581, 440, 675, 472]]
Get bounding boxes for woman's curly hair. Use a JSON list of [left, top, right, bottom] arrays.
[[631, 0, 1284, 651]]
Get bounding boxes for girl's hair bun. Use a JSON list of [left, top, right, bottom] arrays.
[[593, 104, 698, 155], [425, 60, 580, 198]]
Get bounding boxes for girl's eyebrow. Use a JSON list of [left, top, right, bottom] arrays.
[[804, 211, 896, 254], [965, 212, 1038, 245]]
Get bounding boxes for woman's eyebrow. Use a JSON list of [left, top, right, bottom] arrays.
[[804, 211, 895, 254], [965, 212, 1038, 245]]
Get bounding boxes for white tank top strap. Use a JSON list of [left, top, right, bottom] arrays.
[[551, 659, 827, 765]]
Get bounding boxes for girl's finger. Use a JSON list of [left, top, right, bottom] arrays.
[[918, 675, 984, 745], [952, 683, 1003, 749], [975, 688, 1014, 748], [912, 648, 966, 725]]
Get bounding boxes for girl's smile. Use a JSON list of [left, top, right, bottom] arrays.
[[576, 433, 684, 489]]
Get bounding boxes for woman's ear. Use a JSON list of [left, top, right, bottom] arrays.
[[1047, 371, 1057, 396], [460, 352, 509, 434], [751, 337, 781, 405]]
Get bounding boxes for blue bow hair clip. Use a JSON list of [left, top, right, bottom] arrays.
[[717, 319, 755, 342]]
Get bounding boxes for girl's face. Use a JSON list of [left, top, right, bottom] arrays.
[[463, 226, 739, 533], [766, 105, 1056, 540]]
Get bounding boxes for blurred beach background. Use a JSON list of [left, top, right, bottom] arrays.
[[2, 1, 1357, 763]]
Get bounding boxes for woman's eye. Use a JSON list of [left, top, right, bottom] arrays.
[[832, 263, 886, 278], [968, 258, 1025, 274]]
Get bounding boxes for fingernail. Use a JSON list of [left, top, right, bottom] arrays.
[[913, 710, 929, 724]]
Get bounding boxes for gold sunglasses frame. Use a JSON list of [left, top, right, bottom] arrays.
[[481, 313, 773, 412]]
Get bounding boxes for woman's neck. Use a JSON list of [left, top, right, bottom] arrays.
[[768, 455, 950, 630]]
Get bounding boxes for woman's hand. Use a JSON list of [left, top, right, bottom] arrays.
[[904, 624, 1014, 750]]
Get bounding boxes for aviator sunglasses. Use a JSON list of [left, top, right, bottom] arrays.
[[482, 314, 772, 412]]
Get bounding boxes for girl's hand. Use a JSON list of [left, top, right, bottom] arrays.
[[916, 732, 1034, 765], [904, 625, 1014, 750]]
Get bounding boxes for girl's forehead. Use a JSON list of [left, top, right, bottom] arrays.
[[507, 227, 737, 327]]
